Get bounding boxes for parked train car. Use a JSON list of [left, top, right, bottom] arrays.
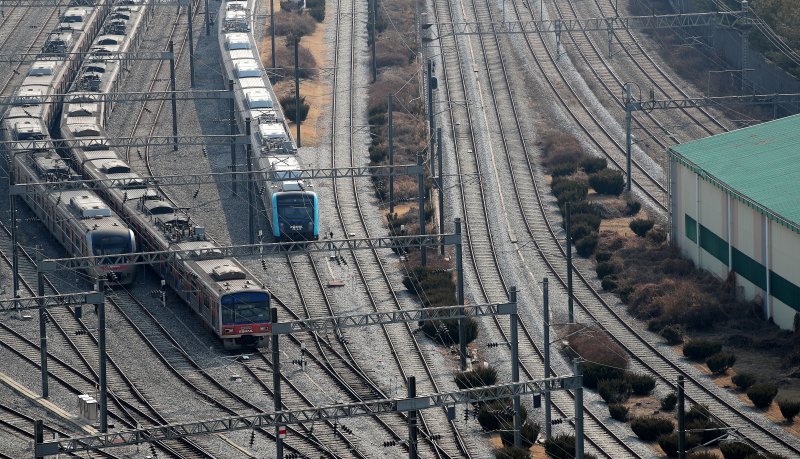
[[218, 0, 319, 242], [59, 3, 271, 348], [1, 1, 138, 285]]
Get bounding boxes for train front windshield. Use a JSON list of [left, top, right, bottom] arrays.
[[92, 233, 132, 256], [221, 292, 270, 325], [277, 195, 315, 222]]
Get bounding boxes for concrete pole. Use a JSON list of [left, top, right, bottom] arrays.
[[510, 287, 521, 448], [455, 218, 466, 370], [271, 307, 283, 458], [418, 154, 426, 266], [97, 279, 107, 433], [427, 59, 435, 176], [437, 128, 444, 256], [543, 278, 552, 438], [294, 38, 300, 148], [408, 376, 418, 459], [624, 82, 633, 192], [741, 1, 749, 93], [169, 40, 178, 151], [34, 420, 44, 459], [187, 0, 195, 87], [204, 0, 209, 35], [229, 79, 237, 194], [370, 0, 377, 82], [246, 118, 255, 244], [10, 163, 19, 300], [566, 202, 574, 323], [270, 0, 276, 71], [574, 359, 584, 459], [37, 270, 47, 398], [388, 94, 394, 214], [678, 376, 686, 459]]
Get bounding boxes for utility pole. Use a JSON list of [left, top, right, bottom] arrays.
[[740, 1, 750, 93], [624, 82, 633, 192], [187, 0, 195, 87], [678, 375, 686, 459], [10, 162, 19, 300], [369, 0, 377, 82], [169, 40, 178, 151], [294, 37, 301, 148], [455, 218, 466, 370], [34, 420, 44, 459], [204, 0, 210, 35], [229, 79, 237, 194], [407, 376, 418, 459], [543, 277, 552, 438], [97, 279, 107, 433], [270, 0, 276, 71], [437, 127, 443, 256], [246, 118, 255, 244], [566, 202, 574, 323], [574, 359, 584, 459], [418, 153, 426, 266], [427, 59, 435, 176], [271, 307, 283, 458], [510, 286, 521, 447], [37, 269, 47, 398], [388, 94, 394, 214]]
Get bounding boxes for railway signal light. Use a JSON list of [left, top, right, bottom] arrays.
[[552, 418, 565, 425], [383, 440, 397, 447], [487, 342, 500, 348]]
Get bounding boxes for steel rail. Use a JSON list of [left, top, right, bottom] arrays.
[[327, 0, 469, 455]]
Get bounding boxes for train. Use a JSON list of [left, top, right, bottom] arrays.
[[218, 0, 319, 242], [58, 0, 271, 348], [1, 0, 138, 285]]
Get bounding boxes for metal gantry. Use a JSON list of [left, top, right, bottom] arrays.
[[36, 376, 584, 457], [622, 89, 800, 191]]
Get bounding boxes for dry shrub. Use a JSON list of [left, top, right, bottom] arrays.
[[368, 66, 421, 117], [376, 31, 412, 68], [273, 11, 317, 38], [540, 131, 587, 168], [392, 175, 419, 202], [564, 324, 629, 371], [273, 44, 318, 80]]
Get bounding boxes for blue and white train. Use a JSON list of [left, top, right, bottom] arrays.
[[1, 1, 138, 285], [218, 0, 319, 242], [59, 1, 271, 348]]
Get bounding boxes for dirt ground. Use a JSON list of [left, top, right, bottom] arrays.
[[260, 3, 329, 147], [687, 327, 800, 436]]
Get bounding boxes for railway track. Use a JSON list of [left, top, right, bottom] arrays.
[[429, 0, 647, 455], [325, 0, 474, 455], [547, 0, 730, 150], [0, 2, 62, 96], [0, 223, 217, 458], [491, 0, 669, 212], [429, 0, 800, 454]]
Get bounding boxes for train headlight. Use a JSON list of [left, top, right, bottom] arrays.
[[223, 328, 234, 333], [259, 326, 269, 331]]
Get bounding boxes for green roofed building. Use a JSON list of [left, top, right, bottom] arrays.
[[669, 114, 800, 330]]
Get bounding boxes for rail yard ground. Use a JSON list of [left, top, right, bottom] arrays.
[[1, 0, 799, 457]]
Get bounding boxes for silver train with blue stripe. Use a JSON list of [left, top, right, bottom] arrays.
[[218, 0, 319, 242]]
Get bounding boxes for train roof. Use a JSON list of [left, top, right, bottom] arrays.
[[244, 88, 272, 108], [234, 59, 260, 78], [28, 62, 57, 76], [225, 33, 250, 49], [258, 122, 287, 140]]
